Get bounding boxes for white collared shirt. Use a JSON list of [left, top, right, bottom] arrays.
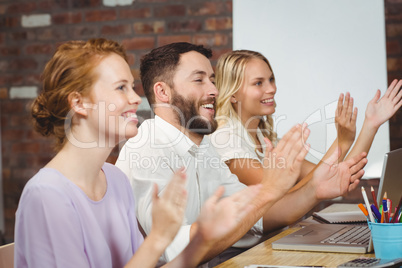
[[210, 117, 267, 163], [116, 115, 263, 263]]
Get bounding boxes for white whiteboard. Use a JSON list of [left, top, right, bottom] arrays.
[[233, 0, 388, 178]]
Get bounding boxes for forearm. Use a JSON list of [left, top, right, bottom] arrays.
[[345, 119, 378, 161], [190, 187, 281, 263], [326, 137, 354, 162], [262, 181, 318, 231], [165, 230, 213, 267], [124, 232, 169, 268]]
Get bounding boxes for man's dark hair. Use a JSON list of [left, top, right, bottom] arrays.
[[140, 42, 213, 106]]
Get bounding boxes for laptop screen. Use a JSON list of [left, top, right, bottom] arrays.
[[376, 148, 402, 207]]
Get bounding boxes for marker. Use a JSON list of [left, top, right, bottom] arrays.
[[358, 203, 368, 217], [371, 186, 379, 209], [382, 199, 389, 223], [361, 187, 375, 222], [370, 204, 381, 222], [387, 198, 392, 215]]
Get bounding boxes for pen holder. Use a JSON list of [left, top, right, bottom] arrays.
[[368, 222, 402, 259]]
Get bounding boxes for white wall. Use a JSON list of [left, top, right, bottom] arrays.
[[233, 0, 388, 178]]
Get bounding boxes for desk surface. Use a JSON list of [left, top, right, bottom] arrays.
[[215, 204, 375, 268]]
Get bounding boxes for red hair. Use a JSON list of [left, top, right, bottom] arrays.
[[31, 38, 128, 150]]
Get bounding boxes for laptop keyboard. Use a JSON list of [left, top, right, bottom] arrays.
[[321, 226, 370, 245]]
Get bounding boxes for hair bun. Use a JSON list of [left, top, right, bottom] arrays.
[[31, 94, 56, 137]]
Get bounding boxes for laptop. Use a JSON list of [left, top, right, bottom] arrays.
[[272, 148, 402, 254], [377, 148, 402, 206]]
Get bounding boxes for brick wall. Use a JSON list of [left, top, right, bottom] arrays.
[[0, 0, 232, 243], [0, 0, 401, 244]]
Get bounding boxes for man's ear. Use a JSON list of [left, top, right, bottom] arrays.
[[154, 82, 171, 103], [68, 91, 88, 117]]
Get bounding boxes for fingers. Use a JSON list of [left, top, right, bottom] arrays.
[[208, 186, 225, 205], [346, 95, 354, 120], [348, 177, 361, 192], [263, 137, 273, 153], [388, 79, 402, 99], [351, 169, 365, 183], [336, 93, 344, 116], [392, 80, 402, 108], [271, 124, 310, 172], [342, 92, 350, 118], [384, 79, 398, 98], [370, 89, 381, 104], [396, 94, 402, 111], [275, 124, 299, 152], [336, 92, 356, 124], [351, 107, 358, 122], [348, 153, 368, 175], [162, 167, 187, 201], [152, 183, 159, 203], [283, 124, 310, 166]]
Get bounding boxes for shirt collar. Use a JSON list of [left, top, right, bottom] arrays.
[[155, 115, 208, 157], [232, 117, 266, 157]]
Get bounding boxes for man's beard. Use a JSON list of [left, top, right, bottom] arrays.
[[170, 91, 218, 135]]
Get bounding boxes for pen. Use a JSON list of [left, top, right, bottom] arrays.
[[361, 187, 375, 222], [387, 198, 392, 215], [370, 204, 381, 222], [382, 199, 389, 223], [371, 186, 378, 209], [391, 195, 402, 223]]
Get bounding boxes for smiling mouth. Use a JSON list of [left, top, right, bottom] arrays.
[[261, 99, 274, 104], [122, 112, 138, 120], [201, 103, 214, 109]]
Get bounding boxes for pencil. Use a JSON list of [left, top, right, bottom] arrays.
[[371, 186, 379, 209], [383, 192, 388, 201], [382, 199, 389, 223], [391, 195, 402, 223], [361, 187, 375, 222]]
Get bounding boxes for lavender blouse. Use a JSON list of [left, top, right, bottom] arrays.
[[15, 163, 144, 268]]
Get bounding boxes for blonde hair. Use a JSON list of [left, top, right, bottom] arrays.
[[215, 50, 277, 145]]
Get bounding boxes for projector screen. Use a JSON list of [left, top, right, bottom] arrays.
[[233, 0, 388, 178]]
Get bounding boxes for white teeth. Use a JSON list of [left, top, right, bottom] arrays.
[[201, 104, 214, 109], [261, 99, 274, 103], [123, 113, 137, 119]]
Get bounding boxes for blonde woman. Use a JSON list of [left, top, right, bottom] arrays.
[[211, 50, 402, 186]]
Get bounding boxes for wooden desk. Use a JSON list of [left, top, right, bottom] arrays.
[[216, 204, 375, 268]]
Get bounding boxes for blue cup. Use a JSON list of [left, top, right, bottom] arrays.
[[368, 222, 402, 259]]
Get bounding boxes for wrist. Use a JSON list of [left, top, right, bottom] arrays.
[[146, 231, 172, 253], [362, 118, 380, 134], [337, 138, 354, 149], [304, 178, 322, 201]]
